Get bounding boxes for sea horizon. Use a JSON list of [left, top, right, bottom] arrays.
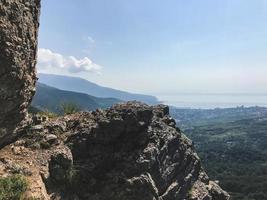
[[157, 93, 267, 109]]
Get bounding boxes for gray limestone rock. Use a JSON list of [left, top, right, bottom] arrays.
[[0, 0, 41, 146]]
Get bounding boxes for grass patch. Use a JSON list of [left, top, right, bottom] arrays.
[[0, 175, 28, 200], [39, 109, 58, 119]]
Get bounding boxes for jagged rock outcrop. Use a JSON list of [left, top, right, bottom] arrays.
[[0, 102, 229, 200], [0, 0, 41, 146], [60, 102, 229, 200]]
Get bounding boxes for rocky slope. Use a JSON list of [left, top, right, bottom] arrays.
[[0, 0, 41, 147], [0, 1, 229, 200], [0, 102, 229, 200]]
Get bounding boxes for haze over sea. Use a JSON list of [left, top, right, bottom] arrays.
[[159, 93, 267, 109]]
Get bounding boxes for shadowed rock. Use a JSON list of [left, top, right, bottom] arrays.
[[44, 102, 230, 200], [0, 0, 41, 146]]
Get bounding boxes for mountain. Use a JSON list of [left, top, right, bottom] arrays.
[[32, 83, 122, 114], [37, 73, 159, 104]]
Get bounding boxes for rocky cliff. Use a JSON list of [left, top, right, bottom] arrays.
[[0, 102, 230, 200], [0, 1, 229, 200], [0, 0, 41, 147]]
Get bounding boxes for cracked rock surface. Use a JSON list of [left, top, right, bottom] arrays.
[[0, 0, 41, 146], [0, 102, 229, 199], [59, 102, 229, 200]]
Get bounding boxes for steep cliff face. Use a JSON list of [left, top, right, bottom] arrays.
[[0, 0, 41, 146]]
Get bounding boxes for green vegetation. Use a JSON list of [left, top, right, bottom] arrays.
[[171, 106, 267, 200], [39, 141, 51, 149], [39, 109, 58, 118], [65, 166, 80, 190], [60, 102, 81, 115], [31, 83, 121, 114], [0, 175, 28, 200], [185, 118, 267, 199], [188, 187, 194, 198]]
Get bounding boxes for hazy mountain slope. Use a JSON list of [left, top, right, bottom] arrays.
[[38, 73, 159, 104], [32, 83, 122, 113]]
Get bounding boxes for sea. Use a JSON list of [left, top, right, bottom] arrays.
[[158, 93, 267, 109]]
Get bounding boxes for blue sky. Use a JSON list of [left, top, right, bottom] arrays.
[[38, 0, 267, 95]]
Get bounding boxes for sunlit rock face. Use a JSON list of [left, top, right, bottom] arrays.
[[0, 0, 41, 146]]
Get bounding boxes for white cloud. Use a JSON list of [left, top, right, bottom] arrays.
[[87, 36, 95, 44], [37, 48, 102, 74]]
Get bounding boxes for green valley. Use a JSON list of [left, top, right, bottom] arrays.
[[171, 107, 267, 200]]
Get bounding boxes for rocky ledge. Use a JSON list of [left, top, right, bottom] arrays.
[[0, 102, 230, 200]]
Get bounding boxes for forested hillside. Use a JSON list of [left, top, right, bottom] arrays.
[[171, 107, 267, 200], [32, 83, 121, 114]]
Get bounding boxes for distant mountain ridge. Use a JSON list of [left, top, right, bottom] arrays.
[[32, 83, 122, 114], [38, 73, 159, 104]]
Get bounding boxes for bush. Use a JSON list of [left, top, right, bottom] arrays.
[[0, 175, 28, 200], [60, 102, 80, 115], [39, 109, 58, 118]]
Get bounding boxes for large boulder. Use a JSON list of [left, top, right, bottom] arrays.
[[59, 102, 230, 200], [0, 0, 41, 146], [49, 147, 73, 184]]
